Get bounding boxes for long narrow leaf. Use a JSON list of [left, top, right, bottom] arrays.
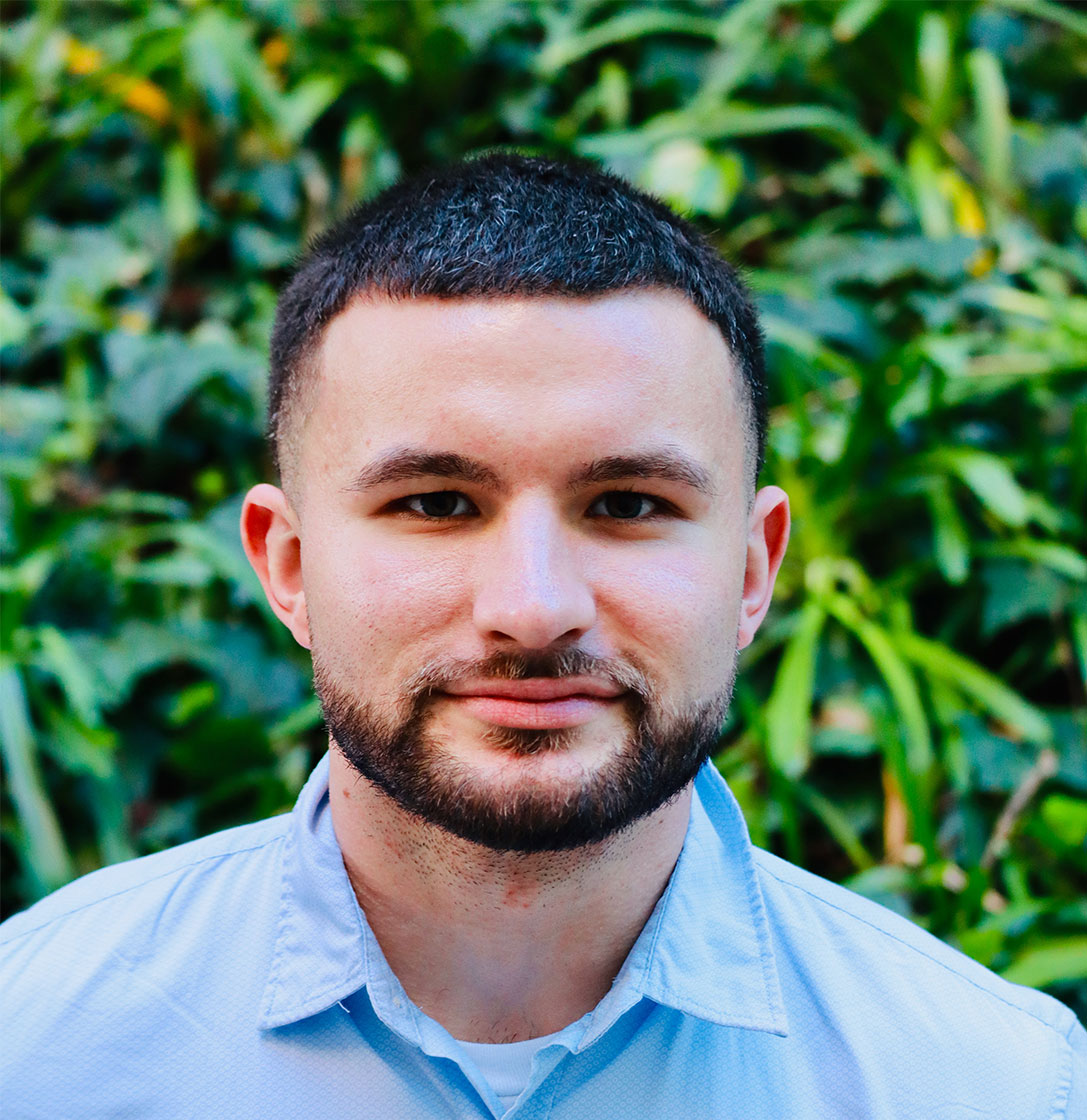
[[1000, 937, 1087, 989], [0, 666, 74, 896], [823, 594, 935, 851], [764, 601, 825, 777], [825, 594, 935, 777], [924, 477, 970, 584], [793, 781, 875, 870], [536, 10, 721, 76], [991, 0, 1087, 37], [967, 49, 1012, 194], [896, 632, 1053, 743]]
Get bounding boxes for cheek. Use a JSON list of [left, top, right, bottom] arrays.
[[596, 546, 743, 692], [302, 532, 470, 665]]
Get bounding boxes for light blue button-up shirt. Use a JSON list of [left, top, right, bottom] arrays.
[[2, 754, 1084, 1118]]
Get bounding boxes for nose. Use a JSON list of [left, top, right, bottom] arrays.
[[472, 502, 596, 649]]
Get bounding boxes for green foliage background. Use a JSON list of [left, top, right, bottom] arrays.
[[2, 0, 1085, 1016]]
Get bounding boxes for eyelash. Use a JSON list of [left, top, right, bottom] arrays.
[[394, 490, 675, 522]]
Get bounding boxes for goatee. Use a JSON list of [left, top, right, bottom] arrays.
[[314, 648, 733, 853]]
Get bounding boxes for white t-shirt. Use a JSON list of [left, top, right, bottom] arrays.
[[457, 1026, 575, 1112]]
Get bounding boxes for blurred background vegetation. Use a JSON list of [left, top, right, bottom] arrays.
[[2, 0, 1085, 1016]]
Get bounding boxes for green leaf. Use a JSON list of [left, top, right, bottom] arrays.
[[280, 75, 343, 144], [897, 632, 1052, 743], [831, 0, 886, 42], [990, 0, 1087, 37], [183, 10, 241, 120], [917, 12, 953, 130], [536, 9, 721, 76], [825, 594, 935, 777], [0, 287, 30, 349], [925, 477, 969, 584], [116, 552, 217, 587], [979, 560, 1073, 636], [958, 713, 1039, 793], [955, 925, 1005, 968], [581, 104, 906, 193], [764, 601, 824, 777], [784, 233, 980, 288], [103, 330, 264, 437], [162, 142, 200, 240], [86, 770, 138, 866], [31, 624, 106, 727], [1072, 612, 1087, 694], [268, 695, 323, 740], [183, 9, 280, 127], [967, 49, 1012, 194], [0, 665, 74, 896], [907, 137, 952, 238], [978, 540, 1087, 582], [793, 780, 874, 869], [1000, 937, 1087, 989], [1039, 794, 1087, 848], [41, 708, 116, 781], [641, 140, 742, 218], [931, 448, 1030, 528], [359, 46, 410, 85]]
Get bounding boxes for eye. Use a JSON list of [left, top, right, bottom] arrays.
[[588, 491, 663, 520], [403, 491, 476, 518]]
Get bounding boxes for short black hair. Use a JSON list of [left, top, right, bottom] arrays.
[[269, 153, 767, 486]]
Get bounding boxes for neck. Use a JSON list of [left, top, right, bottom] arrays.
[[328, 748, 692, 1044]]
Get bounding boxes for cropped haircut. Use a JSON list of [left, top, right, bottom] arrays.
[[269, 153, 767, 492]]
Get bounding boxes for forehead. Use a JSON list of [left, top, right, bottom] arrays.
[[297, 290, 745, 494]]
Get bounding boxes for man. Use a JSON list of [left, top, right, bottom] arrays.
[[1, 155, 1083, 1118]]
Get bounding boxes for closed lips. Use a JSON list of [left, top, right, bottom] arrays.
[[441, 677, 624, 701]]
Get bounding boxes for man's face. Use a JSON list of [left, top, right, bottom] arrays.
[[249, 290, 786, 851]]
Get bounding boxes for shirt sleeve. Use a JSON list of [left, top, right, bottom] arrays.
[[1061, 1012, 1087, 1120]]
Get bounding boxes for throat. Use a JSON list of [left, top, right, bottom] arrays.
[[330, 749, 694, 1045]]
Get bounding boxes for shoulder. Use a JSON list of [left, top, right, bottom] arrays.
[[1, 811, 289, 952], [0, 814, 293, 1116], [752, 846, 1085, 1112], [695, 763, 1081, 1051], [754, 847, 1074, 1031]]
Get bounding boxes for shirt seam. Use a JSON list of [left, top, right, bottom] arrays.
[[737, 830, 787, 1027], [259, 825, 297, 1023], [2, 831, 288, 945], [757, 856, 1075, 1038], [639, 859, 678, 989], [1049, 1017, 1078, 1120]]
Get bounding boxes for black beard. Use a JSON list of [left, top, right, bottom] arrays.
[[314, 648, 733, 853]]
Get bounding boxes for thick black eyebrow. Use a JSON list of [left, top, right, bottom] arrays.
[[344, 448, 504, 493], [571, 452, 716, 496], [344, 447, 715, 497]]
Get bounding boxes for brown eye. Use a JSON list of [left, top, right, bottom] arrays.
[[405, 492, 474, 518], [592, 492, 656, 519]]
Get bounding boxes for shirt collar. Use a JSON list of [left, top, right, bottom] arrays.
[[259, 753, 368, 1029], [259, 754, 786, 1039], [628, 761, 787, 1036]]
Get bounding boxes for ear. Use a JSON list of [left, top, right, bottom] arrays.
[[737, 485, 790, 650], [240, 483, 311, 649]]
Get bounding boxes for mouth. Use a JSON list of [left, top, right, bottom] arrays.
[[439, 676, 626, 730]]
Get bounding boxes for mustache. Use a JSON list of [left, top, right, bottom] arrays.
[[400, 649, 653, 703]]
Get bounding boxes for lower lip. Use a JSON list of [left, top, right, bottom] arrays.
[[444, 694, 621, 729]]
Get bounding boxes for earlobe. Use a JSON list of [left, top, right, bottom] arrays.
[[240, 484, 311, 649], [737, 485, 790, 650]]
